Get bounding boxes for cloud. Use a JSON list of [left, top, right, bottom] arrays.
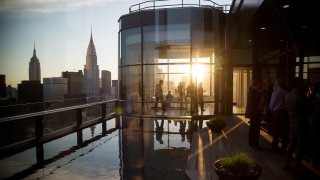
[[0, 0, 126, 17]]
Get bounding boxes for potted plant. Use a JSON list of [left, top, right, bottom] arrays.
[[213, 152, 262, 180], [206, 115, 227, 132]]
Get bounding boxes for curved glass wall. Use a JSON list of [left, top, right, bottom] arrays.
[[119, 7, 225, 115]]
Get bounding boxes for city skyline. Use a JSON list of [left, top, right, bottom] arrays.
[[0, 0, 230, 88]]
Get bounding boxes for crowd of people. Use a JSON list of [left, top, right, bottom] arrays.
[[245, 78, 320, 176], [154, 80, 205, 114]]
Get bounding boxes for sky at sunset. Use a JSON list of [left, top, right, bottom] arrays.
[[0, 0, 230, 88]]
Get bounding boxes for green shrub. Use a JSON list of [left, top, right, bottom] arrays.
[[219, 153, 256, 176]]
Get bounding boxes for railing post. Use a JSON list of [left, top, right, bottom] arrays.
[[115, 100, 121, 129], [102, 103, 106, 119], [102, 121, 107, 134], [36, 143, 44, 165], [77, 108, 82, 127], [182, 0, 183, 7], [77, 130, 83, 146], [35, 115, 43, 139], [102, 102, 107, 133]]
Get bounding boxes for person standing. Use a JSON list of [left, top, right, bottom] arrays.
[[165, 91, 174, 110], [178, 81, 185, 109], [307, 83, 320, 169], [245, 80, 263, 149], [283, 82, 309, 176], [269, 79, 289, 152], [261, 78, 274, 132], [155, 80, 163, 112], [189, 82, 198, 114], [198, 82, 205, 112]]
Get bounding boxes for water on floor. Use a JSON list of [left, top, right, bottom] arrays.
[[0, 118, 205, 179]]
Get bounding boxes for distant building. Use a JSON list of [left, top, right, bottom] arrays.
[[18, 80, 43, 103], [0, 74, 6, 98], [84, 30, 100, 97], [62, 70, 85, 95], [43, 77, 67, 102], [29, 43, 41, 81], [6, 85, 17, 99], [101, 70, 111, 97], [112, 80, 118, 99]]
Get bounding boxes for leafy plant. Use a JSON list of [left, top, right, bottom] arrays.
[[218, 153, 257, 176]]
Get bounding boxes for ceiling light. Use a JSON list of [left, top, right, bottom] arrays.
[[260, 27, 266, 30], [283, 4, 290, 8]]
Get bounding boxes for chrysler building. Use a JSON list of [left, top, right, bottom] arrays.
[[84, 30, 100, 97], [29, 42, 41, 81]]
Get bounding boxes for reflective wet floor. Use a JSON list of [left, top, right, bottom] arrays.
[[0, 118, 204, 179]]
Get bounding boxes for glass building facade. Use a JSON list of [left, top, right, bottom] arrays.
[[118, 7, 227, 115]]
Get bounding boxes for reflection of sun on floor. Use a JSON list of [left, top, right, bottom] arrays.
[[237, 115, 272, 143]]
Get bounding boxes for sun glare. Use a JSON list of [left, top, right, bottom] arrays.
[[192, 64, 204, 83]]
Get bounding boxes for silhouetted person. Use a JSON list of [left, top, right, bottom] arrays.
[[178, 81, 186, 109], [245, 80, 263, 150], [155, 80, 163, 112], [269, 79, 289, 152], [198, 82, 205, 112], [283, 82, 309, 176], [165, 91, 174, 109], [187, 82, 198, 114], [261, 78, 273, 132], [307, 82, 320, 169], [186, 83, 192, 114]]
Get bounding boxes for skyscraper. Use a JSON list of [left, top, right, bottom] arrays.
[[62, 70, 85, 95], [18, 80, 43, 103], [101, 70, 111, 97], [0, 74, 6, 98], [43, 77, 67, 102], [29, 42, 41, 81], [84, 30, 100, 97]]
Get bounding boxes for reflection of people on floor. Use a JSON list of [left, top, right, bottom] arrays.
[[90, 125, 96, 138], [155, 120, 164, 144], [186, 121, 194, 142], [179, 121, 186, 142]]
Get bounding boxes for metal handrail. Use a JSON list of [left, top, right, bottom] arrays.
[[129, 0, 230, 13], [0, 99, 118, 123]]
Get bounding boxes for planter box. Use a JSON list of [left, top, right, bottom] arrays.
[[213, 159, 262, 180]]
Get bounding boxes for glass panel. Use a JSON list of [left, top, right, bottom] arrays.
[[143, 24, 191, 64], [120, 66, 141, 100], [121, 27, 141, 65]]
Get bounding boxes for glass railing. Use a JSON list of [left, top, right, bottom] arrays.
[[129, 0, 230, 13], [0, 99, 120, 159]]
